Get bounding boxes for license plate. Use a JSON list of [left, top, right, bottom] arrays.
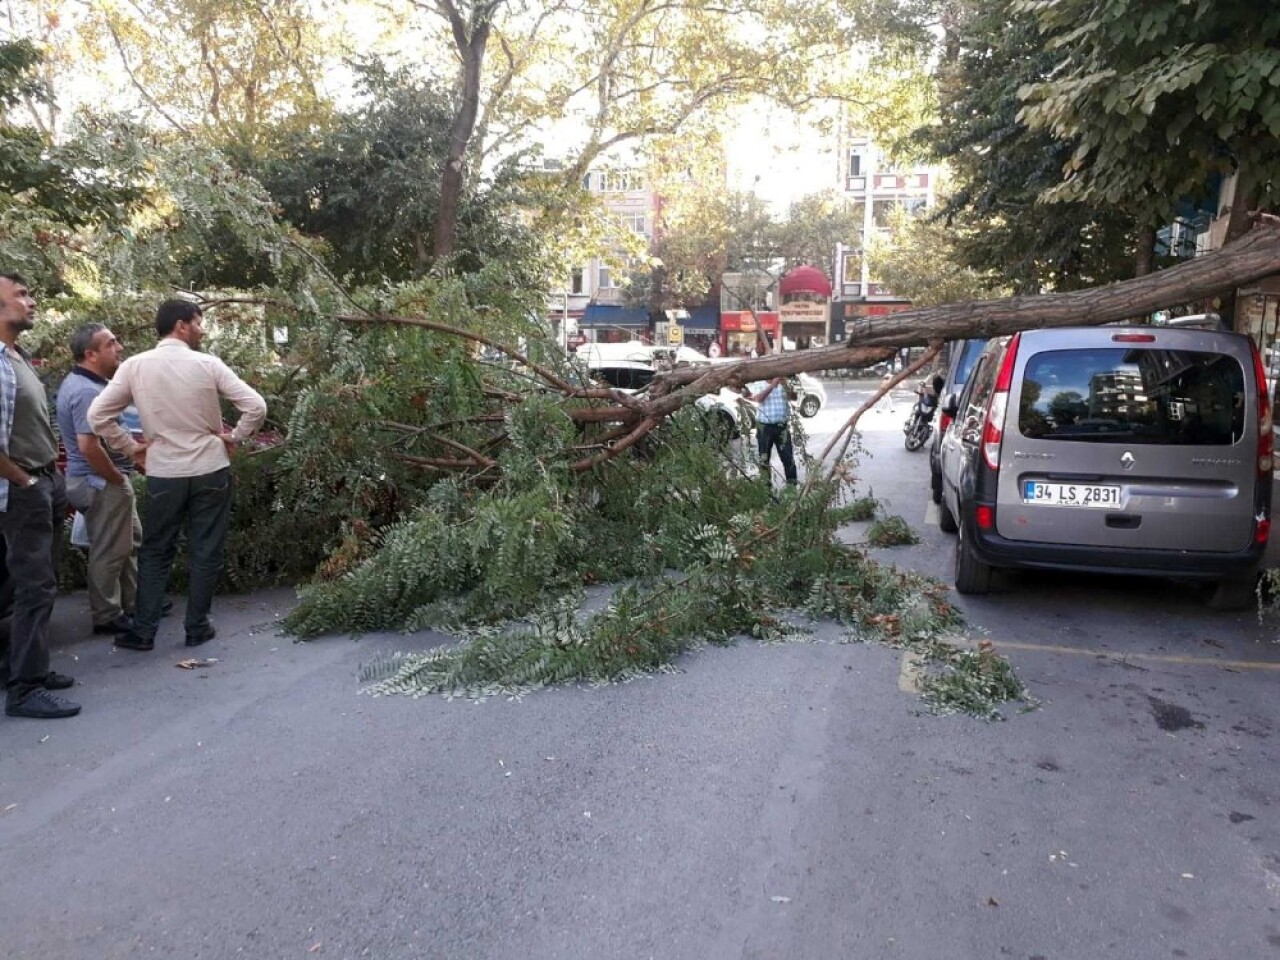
[[1023, 481, 1122, 508]]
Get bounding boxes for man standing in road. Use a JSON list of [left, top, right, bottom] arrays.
[[0, 273, 79, 719], [56, 323, 142, 637], [744, 333, 798, 487], [89, 299, 266, 652]]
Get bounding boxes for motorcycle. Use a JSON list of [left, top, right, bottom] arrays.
[[903, 375, 945, 451]]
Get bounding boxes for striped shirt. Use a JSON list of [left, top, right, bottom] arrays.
[[0, 341, 16, 512]]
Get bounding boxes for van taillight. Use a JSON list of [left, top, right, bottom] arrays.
[[1256, 518, 1271, 545], [1251, 343, 1273, 477], [975, 505, 995, 530], [940, 412, 953, 433], [981, 334, 1021, 471]]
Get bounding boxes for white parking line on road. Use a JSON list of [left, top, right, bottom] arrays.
[[897, 650, 926, 693], [924, 501, 939, 527], [950, 635, 1280, 672]]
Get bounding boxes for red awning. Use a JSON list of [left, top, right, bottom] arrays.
[[779, 265, 832, 297]]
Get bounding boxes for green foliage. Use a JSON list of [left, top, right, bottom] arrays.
[[919, 646, 1027, 720], [242, 60, 543, 286], [1016, 0, 1280, 217], [866, 515, 919, 546], [832, 496, 878, 523], [0, 42, 145, 291], [910, 1, 1139, 293], [870, 200, 1009, 305]]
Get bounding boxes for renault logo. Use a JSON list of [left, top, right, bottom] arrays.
[[1120, 451, 1135, 470]]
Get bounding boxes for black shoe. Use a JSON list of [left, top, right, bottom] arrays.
[[6, 690, 81, 719], [185, 624, 216, 647], [114, 632, 155, 652], [41, 671, 75, 690], [92, 614, 135, 635]]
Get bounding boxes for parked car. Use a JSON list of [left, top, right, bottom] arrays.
[[936, 326, 1272, 609], [930, 338, 988, 504], [791, 373, 826, 417], [576, 346, 754, 439]]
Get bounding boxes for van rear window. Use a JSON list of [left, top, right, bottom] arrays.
[[1018, 348, 1245, 445]]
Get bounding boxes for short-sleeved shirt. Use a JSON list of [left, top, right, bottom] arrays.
[[749, 380, 790, 425], [56, 367, 133, 483]]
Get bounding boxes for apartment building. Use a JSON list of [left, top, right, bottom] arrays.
[[545, 168, 660, 348], [830, 136, 936, 342]]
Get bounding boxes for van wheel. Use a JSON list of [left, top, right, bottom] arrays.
[[954, 523, 992, 595], [930, 465, 943, 504], [938, 497, 958, 533], [1207, 572, 1259, 612], [800, 396, 820, 418]]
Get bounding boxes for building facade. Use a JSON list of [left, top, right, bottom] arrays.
[[830, 136, 936, 342]]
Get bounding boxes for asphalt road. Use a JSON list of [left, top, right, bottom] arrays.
[[3, 385, 1280, 960]]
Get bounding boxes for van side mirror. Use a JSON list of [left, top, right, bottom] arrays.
[[941, 392, 960, 418]]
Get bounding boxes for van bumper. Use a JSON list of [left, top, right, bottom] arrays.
[[968, 525, 1266, 580]]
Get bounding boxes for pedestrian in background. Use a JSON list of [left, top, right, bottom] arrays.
[[877, 370, 897, 414], [89, 299, 266, 653], [744, 332, 798, 487], [0, 272, 79, 719], [56, 323, 142, 638]]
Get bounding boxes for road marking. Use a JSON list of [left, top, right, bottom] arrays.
[[951, 636, 1280, 672], [897, 650, 926, 692]]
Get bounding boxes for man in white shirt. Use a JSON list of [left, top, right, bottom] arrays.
[[89, 299, 267, 652]]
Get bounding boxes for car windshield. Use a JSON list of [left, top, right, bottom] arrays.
[[954, 339, 987, 386], [590, 365, 656, 391], [1017, 347, 1245, 445]]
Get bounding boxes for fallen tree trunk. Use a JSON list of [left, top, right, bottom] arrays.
[[347, 216, 1280, 474], [656, 215, 1280, 393]]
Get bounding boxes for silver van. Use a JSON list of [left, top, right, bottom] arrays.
[[937, 326, 1273, 608]]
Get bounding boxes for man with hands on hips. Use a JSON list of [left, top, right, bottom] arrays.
[[89, 298, 266, 653]]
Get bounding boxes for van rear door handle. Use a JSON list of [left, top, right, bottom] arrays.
[[1105, 514, 1141, 529]]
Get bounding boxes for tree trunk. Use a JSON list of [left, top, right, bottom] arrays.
[[433, 1, 495, 261], [1221, 161, 1262, 332], [1133, 223, 1156, 277], [657, 217, 1280, 391]]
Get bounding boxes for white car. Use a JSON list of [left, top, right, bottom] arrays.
[[576, 347, 754, 438], [792, 373, 826, 417]]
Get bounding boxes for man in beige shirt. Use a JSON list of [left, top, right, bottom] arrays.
[[89, 298, 266, 652]]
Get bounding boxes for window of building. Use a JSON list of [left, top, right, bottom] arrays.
[[617, 212, 647, 235], [571, 268, 585, 295], [599, 171, 643, 193], [848, 153, 863, 177], [903, 197, 929, 217], [872, 199, 898, 228], [598, 265, 614, 289], [842, 251, 862, 283]]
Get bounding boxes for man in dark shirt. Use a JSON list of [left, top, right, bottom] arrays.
[[0, 272, 79, 719]]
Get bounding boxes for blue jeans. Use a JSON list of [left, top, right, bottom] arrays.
[[133, 469, 232, 641]]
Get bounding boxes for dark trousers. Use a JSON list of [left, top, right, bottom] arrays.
[[757, 422, 798, 484], [133, 469, 232, 641], [0, 471, 66, 700]]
